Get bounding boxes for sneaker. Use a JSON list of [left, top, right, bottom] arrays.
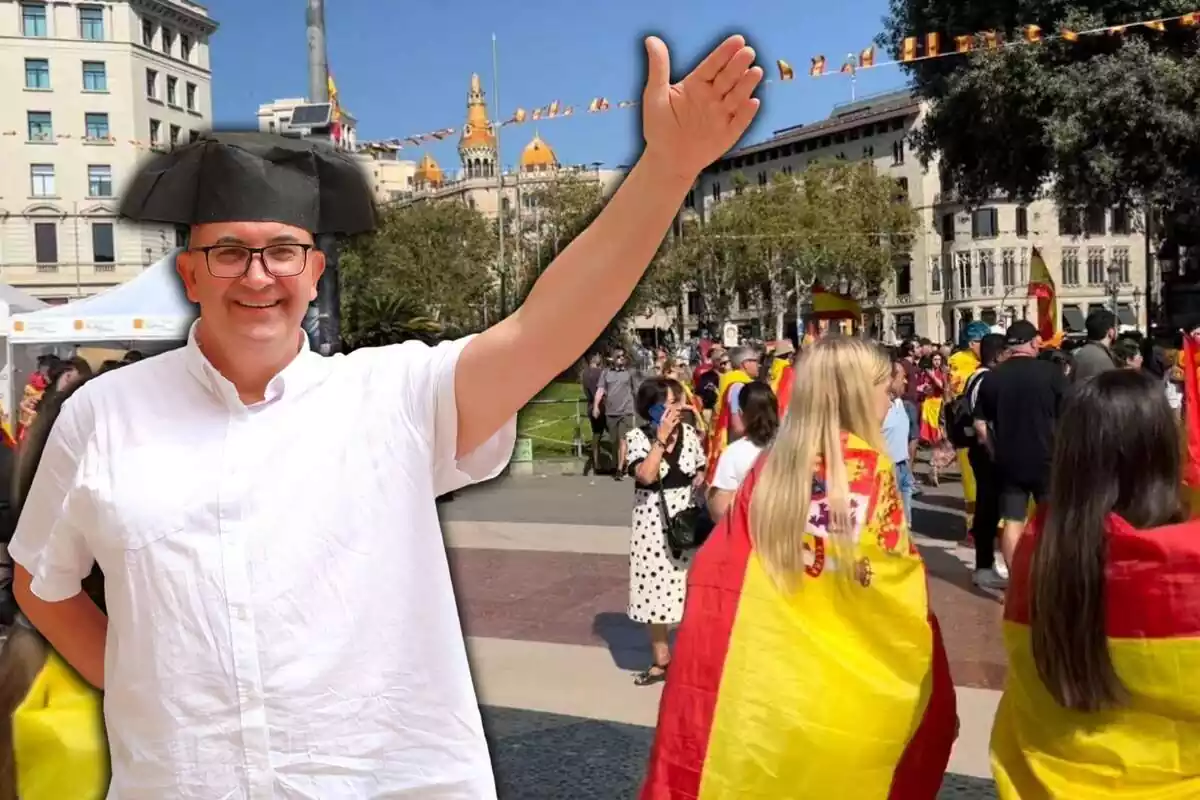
[[973, 568, 1008, 590], [994, 560, 1010, 580]]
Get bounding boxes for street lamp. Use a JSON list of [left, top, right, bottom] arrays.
[[1105, 262, 1122, 319], [1132, 286, 1143, 330]]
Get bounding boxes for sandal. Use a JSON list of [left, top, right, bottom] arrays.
[[634, 662, 669, 686]]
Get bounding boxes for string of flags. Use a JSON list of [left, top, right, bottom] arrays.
[[6, 11, 1196, 155], [785, 10, 1200, 80]]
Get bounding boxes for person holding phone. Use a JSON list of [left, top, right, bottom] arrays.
[[625, 378, 705, 686]]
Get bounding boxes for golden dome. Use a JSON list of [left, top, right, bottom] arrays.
[[459, 73, 496, 151], [414, 152, 443, 186], [519, 132, 558, 171]]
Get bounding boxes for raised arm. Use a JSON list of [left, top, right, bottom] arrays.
[[454, 35, 762, 457]]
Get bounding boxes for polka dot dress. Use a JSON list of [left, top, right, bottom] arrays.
[[625, 423, 704, 625]]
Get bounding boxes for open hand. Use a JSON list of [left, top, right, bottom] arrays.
[[641, 34, 763, 182]]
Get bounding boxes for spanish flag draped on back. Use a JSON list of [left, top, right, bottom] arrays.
[[1027, 247, 1058, 341], [705, 369, 753, 476], [1181, 333, 1200, 517], [767, 356, 795, 418], [990, 513, 1200, 797], [642, 435, 956, 798], [13, 651, 109, 799]]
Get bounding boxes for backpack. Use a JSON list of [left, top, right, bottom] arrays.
[[946, 370, 986, 449]]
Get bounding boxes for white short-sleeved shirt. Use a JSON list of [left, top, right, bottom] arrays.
[[711, 437, 763, 492], [8, 324, 516, 799]]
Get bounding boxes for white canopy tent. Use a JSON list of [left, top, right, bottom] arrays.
[[10, 249, 196, 345], [6, 251, 197, 423], [0, 285, 48, 433]]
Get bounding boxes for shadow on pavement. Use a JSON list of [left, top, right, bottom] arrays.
[[592, 611, 660, 672]]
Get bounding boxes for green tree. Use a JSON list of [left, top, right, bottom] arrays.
[[880, 1, 1200, 242], [340, 201, 496, 347]]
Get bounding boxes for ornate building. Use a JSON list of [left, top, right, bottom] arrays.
[[458, 74, 496, 179]]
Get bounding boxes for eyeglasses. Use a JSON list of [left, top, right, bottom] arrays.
[[192, 244, 314, 278]]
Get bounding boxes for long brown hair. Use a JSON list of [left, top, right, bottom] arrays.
[[0, 372, 105, 798], [1031, 370, 1184, 711]]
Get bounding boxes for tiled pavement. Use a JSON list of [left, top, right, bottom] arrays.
[[448, 467, 1003, 798]]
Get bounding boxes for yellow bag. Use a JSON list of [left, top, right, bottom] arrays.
[[13, 652, 108, 800]]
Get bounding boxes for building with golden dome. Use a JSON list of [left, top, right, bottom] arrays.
[[458, 74, 497, 179], [413, 152, 445, 189], [519, 132, 558, 173]]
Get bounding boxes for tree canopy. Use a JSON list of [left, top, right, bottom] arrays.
[[644, 160, 916, 338], [339, 200, 496, 347], [879, 1, 1200, 239]]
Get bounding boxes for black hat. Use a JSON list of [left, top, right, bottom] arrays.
[[1006, 320, 1039, 346], [119, 131, 377, 235]]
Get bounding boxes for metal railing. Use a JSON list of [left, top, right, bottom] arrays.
[[518, 396, 587, 458]]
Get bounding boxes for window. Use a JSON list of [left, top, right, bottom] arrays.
[[978, 249, 996, 293], [91, 222, 115, 265], [1020, 248, 1029, 284], [27, 111, 52, 142], [894, 177, 909, 202], [757, 170, 767, 187], [1062, 247, 1080, 286], [971, 208, 998, 238], [149, 119, 161, 145], [1086, 247, 1106, 285], [88, 165, 112, 197], [180, 33, 191, 61], [1015, 206, 1029, 237], [1113, 246, 1130, 283], [25, 58, 49, 89], [188, 129, 200, 143], [892, 140, 905, 165], [167, 76, 178, 106], [712, 182, 721, 202], [34, 222, 57, 265], [82, 61, 106, 91], [142, 17, 154, 46], [186, 82, 197, 111], [84, 112, 109, 139], [1001, 248, 1017, 289], [956, 250, 973, 294], [30, 164, 55, 197], [863, 145, 874, 159], [162, 27, 174, 55], [22, 3, 47, 37], [941, 212, 955, 242], [79, 6, 104, 40], [1084, 206, 1106, 236], [894, 261, 912, 297], [1111, 206, 1131, 235], [1059, 207, 1082, 236], [169, 124, 181, 147], [929, 255, 942, 294], [146, 68, 158, 99]]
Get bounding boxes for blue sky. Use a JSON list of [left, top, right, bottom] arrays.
[[203, 0, 909, 170]]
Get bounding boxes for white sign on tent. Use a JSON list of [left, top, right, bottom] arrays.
[[10, 250, 198, 345]]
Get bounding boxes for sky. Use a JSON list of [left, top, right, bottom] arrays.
[[202, 0, 910, 171]]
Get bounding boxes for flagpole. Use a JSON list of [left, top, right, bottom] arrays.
[[492, 33, 507, 317]]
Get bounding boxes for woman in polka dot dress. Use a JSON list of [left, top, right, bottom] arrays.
[[625, 377, 706, 686]]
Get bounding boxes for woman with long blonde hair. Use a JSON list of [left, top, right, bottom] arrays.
[[641, 336, 957, 799]]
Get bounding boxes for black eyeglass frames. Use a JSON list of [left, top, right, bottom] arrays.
[[190, 244, 314, 278]]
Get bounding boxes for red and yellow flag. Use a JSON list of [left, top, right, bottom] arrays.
[[1026, 247, 1058, 341], [1181, 334, 1200, 516], [705, 370, 753, 478], [768, 359, 795, 418], [810, 283, 862, 321], [643, 437, 957, 798], [991, 513, 1200, 796]]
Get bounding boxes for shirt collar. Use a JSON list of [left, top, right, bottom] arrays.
[[184, 320, 328, 410]]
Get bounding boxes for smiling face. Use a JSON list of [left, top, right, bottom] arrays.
[[177, 221, 325, 348]]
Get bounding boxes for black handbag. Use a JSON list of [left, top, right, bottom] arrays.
[[656, 470, 715, 553]]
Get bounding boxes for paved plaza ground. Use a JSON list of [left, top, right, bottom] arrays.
[[444, 463, 1004, 798]]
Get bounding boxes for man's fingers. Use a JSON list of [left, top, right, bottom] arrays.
[[691, 34, 746, 84], [722, 66, 764, 114], [712, 46, 757, 98]]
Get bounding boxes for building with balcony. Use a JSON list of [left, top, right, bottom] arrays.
[[654, 89, 1148, 344], [0, 0, 218, 302]]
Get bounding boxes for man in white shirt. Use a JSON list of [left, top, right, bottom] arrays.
[[9, 36, 762, 799]]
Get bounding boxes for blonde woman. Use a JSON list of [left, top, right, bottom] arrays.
[[641, 336, 956, 799]]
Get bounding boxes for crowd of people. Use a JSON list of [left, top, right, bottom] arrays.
[[588, 309, 1199, 796]]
